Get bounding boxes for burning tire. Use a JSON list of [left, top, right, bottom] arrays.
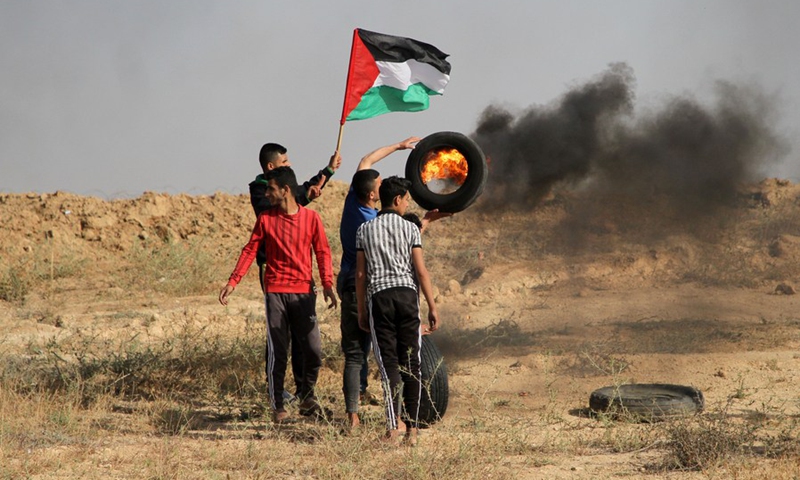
[[405, 131, 487, 213], [418, 335, 448, 426]]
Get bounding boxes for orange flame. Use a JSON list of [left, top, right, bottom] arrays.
[[421, 148, 468, 185]]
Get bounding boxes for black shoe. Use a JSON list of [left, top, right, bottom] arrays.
[[299, 398, 332, 420]]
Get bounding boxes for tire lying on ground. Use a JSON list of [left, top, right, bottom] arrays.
[[589, 384, 704, 421], [418, 335, 449, 426], [405, 131, 487, 213]]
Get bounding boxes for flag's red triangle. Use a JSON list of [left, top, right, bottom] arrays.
[[340, 29, 380, 125]]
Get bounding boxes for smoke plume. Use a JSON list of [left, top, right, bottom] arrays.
[[472, 63, 789, 227]]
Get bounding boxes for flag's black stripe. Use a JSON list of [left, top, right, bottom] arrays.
[[358, 29, 451, 75]]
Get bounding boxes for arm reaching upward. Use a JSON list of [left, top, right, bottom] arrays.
[[298, 151, 341, 205], [357, 137, 421, 171]]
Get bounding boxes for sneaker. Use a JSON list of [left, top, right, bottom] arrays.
[[272, 409, 290, 424]]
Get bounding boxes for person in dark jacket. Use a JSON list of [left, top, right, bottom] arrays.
[[249, 143, 340, 403], [248, 143, 340, 217]]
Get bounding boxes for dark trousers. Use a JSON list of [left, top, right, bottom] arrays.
[[369, 287, 422, 429], [340, 289, 372, 413], [260, 264, 303, 396], [264, 292, 322, 411]]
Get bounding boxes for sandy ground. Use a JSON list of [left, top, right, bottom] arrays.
[[2, 179, 800, 478]]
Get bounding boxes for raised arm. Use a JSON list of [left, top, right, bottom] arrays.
[[357, 137, 421, 171], [298, 151, 342, 205]]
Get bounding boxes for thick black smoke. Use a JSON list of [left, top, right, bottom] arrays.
[[472, 63, 788, 222]]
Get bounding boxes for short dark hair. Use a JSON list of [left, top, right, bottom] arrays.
[[352, 169, 380, 202], [379, 176, 411, 207], [402, 213, 422, 230], [259, 143, 287, 171], [265, 166, 298, 190]]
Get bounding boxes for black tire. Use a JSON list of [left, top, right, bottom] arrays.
[[418, 335, 449, 426], [589, 384, 704, 421], [405, 131, 487, 213]]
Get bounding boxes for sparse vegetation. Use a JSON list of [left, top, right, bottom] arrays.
[[0, 263, 30, 304], [2, 182, 800, 478], [124, 239, 221, 295], [3, 314, 266, 407], [662, 412, 757, 471]]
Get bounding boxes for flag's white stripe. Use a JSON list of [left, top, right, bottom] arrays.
[[372, 59, 450, 94]]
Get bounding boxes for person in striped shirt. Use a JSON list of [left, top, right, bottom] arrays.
[[219, 166, 337, 423], [355, 176, 440, 446]]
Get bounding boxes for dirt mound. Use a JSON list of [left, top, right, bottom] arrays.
[[2, 178, 800, 297]]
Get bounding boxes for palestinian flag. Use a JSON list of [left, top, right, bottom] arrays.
[[340, 29, 451, 123]]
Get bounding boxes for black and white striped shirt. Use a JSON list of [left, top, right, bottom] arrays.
[[356, 211, 422, 296]]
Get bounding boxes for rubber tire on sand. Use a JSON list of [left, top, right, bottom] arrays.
[[589, 384, 704, 421], [405, 131, 487, 213], [418, 335, 449, 426]]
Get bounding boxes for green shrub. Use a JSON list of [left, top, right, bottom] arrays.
[[0, 265, 30, 305]]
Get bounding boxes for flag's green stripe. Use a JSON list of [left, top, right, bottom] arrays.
[[346, 83, 441, 121]]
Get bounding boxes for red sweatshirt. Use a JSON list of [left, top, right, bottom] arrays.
[[227, 205, 333, 293]]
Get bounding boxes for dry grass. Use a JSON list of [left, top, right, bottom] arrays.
[[3, 185, 800, 478], [123, 239, 222, 296], [0, 247, 86, 305], [0, 349, 540, 479], [2, 313, 800, 479]]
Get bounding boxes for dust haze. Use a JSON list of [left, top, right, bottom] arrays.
[[472, 63, 790, 241]]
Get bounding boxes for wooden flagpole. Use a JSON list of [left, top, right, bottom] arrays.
[[336, 29, 360, 153], [335, 123, 345, 153]]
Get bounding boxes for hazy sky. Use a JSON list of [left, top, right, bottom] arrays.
[[1, 1, 799, 198]]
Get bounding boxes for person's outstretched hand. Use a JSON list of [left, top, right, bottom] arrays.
[[219, 284, 235, 305], [398, 137, 421, 150], [421, 209, 453, 233]]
